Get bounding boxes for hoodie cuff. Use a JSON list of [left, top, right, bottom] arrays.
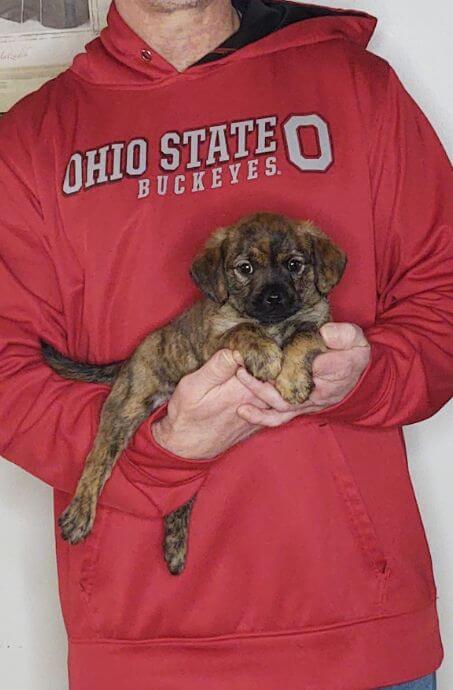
[[147, 402, 229, 466], [124, 402, 228, 479], [305, 340, 391, 425], [118, 403, 228, 516]]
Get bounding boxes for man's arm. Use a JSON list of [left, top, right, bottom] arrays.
[[236, 65, 453, 428], [0, 112, 263, 518]]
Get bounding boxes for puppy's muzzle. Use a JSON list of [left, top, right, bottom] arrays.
[[249, 282, 298, 324]]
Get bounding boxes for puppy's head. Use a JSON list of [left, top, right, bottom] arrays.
[[190, 212, 347, 325]]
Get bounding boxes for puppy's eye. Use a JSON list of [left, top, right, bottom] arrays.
[[236, 262, 254, 275], [287, 258, 304, 273]]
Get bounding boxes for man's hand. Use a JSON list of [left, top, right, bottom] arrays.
[[235, 323, 371, 427], [151, 349, 269, 460], [152, 324, 370, 457]]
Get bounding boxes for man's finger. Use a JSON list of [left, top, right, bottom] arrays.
[[309, 385, 344, 407], [237, 404, 298, 427], [188, 349, 239, 390], [236, 367, 294, 412], [319, 322, 368, 350], [295, 402, 325, 415]]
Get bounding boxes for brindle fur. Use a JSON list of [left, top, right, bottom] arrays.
[[163, 495, 196, 575], [42, 212, 347, 575]]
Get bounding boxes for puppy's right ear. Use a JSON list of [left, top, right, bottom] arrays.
[[190, 228, 228, 304]]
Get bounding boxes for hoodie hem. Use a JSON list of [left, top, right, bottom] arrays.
[[68, 600, 443, 690]]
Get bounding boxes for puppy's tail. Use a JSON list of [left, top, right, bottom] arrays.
[[41, 341, 123, 386]]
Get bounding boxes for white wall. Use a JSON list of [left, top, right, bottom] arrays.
[[0, 1, 452, 688]]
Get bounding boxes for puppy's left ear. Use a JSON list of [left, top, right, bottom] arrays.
[[190, 227, 229, 304], [307, 224, 347, 295]]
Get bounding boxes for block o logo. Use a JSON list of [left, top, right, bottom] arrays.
[[283, 114, 333, 172]]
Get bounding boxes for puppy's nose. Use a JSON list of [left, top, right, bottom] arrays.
[[263, 286, 285, 305], [266, 292, 282, 304]]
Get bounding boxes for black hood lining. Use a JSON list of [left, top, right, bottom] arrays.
[[191, 0, 362, 66]]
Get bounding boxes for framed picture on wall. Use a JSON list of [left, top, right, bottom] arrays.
[[0, 0, 111, 111]]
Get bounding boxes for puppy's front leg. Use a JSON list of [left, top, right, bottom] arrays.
[[220, 323, 282, 382], [275, 330, 327, 406]]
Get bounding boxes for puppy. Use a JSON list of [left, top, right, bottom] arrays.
[[42, 212, 347, 575]]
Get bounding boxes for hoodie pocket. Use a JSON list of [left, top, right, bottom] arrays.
[[322, 423, 390, 604], [73, 496, 209, 640], [324, 424, 388, 575], [66, 422, 392, 640]]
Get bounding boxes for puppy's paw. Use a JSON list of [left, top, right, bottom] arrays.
[[275, 364, 314, 406], [242, 340, 283, 382], [164, 525, 188, 575], [59, 492, 96, 544], [164, 544, 187, 576]]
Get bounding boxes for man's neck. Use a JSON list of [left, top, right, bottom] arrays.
[[115, 0, 241, 72]]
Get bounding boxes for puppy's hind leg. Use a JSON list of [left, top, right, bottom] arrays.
[[163, 495, 197, 575]]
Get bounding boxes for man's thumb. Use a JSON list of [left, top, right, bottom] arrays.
[[320, 322, 368, 350], [198, 348, 240, 388]]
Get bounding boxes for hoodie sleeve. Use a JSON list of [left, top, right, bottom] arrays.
[[0, 116, 213, 520], [317, 65, 453, 428]]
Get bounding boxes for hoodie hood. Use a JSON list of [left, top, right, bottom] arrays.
[[70, 0, 377, 88]]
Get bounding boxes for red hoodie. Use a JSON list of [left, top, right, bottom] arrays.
[[0, 2, 452, 689]]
